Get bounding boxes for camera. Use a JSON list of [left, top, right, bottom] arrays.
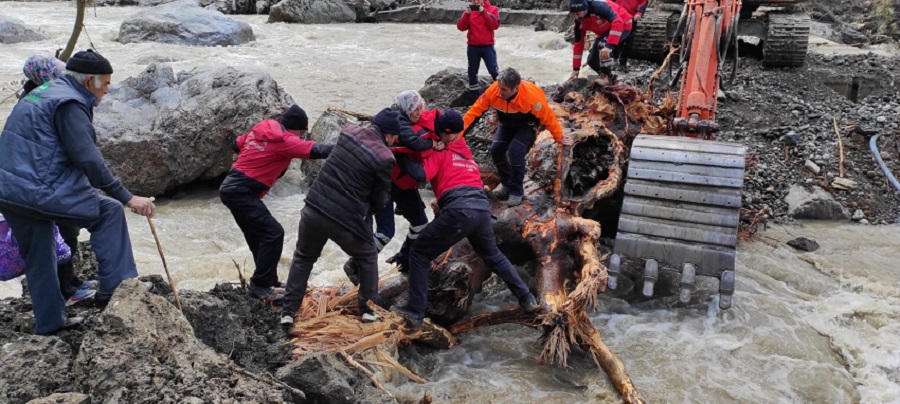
[[469, 3, 481, 11]]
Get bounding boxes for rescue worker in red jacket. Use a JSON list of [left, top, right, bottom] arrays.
[[380, 107, 457, 272], [611, 0, 648, 69], [567, 0, 633, 79], [457, 0, 501, 96], [219, 105, 333, 300], [390, 110, 540, 328], [463, 68, 572, 207]]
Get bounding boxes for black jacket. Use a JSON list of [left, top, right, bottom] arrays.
[[304, 124, 395, 241]]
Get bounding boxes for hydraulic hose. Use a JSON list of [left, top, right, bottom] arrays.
[[869, 133, 900, 192]]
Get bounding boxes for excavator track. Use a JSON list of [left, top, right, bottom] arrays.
[[610, 135, 746, 309], [629, 9, 674, 64], [762, 13, 810, 68]]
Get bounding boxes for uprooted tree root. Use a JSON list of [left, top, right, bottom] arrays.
[[282, 80, 683, 403]]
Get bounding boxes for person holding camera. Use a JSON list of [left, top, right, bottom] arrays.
[[457, 0, 501, 97]]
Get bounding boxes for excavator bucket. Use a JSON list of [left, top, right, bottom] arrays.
[[610, 135, 746, 309]]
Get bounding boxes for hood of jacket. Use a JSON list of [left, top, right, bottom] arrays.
[[247, 119, 288, 143]]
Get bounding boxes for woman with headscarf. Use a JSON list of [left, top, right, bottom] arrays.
[[343, 90, 442, 281], [20, 54, 66, 100], [17, 54, 98, 306]]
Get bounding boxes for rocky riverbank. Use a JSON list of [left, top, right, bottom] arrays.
[[0, 245, 401, 403]]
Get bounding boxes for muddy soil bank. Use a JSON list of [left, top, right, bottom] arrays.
[[0, 246, 399, 404]]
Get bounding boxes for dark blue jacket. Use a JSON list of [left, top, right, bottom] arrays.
[[0, 76, 132, 221], [304, 124, 395, 241]]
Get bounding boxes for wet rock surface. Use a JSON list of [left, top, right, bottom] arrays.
[[117, 0, 255, 45], [268, 0, 356, 24], [276, 352, 396, 404], [0, 14, 43, 43], [787, 237, 821, 252], [94, 63, 294, 196]]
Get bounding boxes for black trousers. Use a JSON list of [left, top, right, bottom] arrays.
[[220, 190, 285, 288], [283, 207, 379, 316], [406, 208, 531, 319]]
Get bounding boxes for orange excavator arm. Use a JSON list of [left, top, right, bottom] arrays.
[[673, 0, 741, 138]]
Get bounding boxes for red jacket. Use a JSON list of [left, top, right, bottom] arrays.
[[573, 0, 633, 70], [611, 0, 647, 18], [231, 119, 315, 195], [421, 137, 482, 202], [457, 1, 500, 46], [390, 109, 441, 190]]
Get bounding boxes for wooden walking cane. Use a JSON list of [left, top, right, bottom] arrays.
[[146, 198, 182, 311]]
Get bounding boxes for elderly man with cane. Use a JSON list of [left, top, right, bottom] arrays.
[[0, 49, 156, 335]]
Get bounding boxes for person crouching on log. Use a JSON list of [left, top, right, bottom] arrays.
[[220, 105, 333, 301], [567, 0, 633, 80], [462, 67, 571, 207], [345, 91, 440, 280], [391, 110, 541, 328], [280, 109, 402, 325]]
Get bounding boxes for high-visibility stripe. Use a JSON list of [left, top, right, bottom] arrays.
[[610, 31, 622, 36], [574, 55, 583, 59]]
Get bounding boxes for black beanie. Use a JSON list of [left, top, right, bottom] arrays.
[[66, 49, 113, 75], [372, 108, 401, 136], [569, 0, 588, 13], [280, 105, 308, 130], [435, 110, 464, 135]]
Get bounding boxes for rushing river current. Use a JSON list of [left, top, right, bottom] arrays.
[[2, 4, 900, 403]]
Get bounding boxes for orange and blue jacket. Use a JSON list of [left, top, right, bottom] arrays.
[[462, 80, 564, 142]]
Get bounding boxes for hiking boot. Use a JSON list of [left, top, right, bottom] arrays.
[[78, 279, 99, 289], [66, 288, 96, 307], [492, 184, 509, 200], [390, 305, 423, 330], [361, 311, 382, 323], [507, 194, 524, 207], [518, 293, 542, 313], [343, 259, 361, 286], [248, 283, 284, 305], [37, 316, 84, 336]]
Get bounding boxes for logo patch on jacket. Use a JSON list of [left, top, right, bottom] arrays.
[[534, 102, 543, 111]]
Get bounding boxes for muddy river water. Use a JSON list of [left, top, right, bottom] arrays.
[[1, 4, 899, 402]]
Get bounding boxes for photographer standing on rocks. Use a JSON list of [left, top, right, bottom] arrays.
[[0, 49, 156, 335], [280, 108, 401, 325], [457, 0, 501, 97], [220, 105, 334, 301]]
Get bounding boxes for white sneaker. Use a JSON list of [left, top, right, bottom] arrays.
[[507, 194, 524, 207], [280, 315, 294, 325], [361, 312, 382, 323]]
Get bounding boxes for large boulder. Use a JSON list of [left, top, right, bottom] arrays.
[[419, 68, 493, 110], [784, 185, 851, 220], [72, 279, 302, 402], [275, 351, 395, 404], [26, 393, 91, 404], [117, 0, 255, 46], [298, 108, 355, 186], [94, 63, 294, 196], [0, 15, 44, 43], [268, 0, 356, 23], [0, 331, 75, 403]]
